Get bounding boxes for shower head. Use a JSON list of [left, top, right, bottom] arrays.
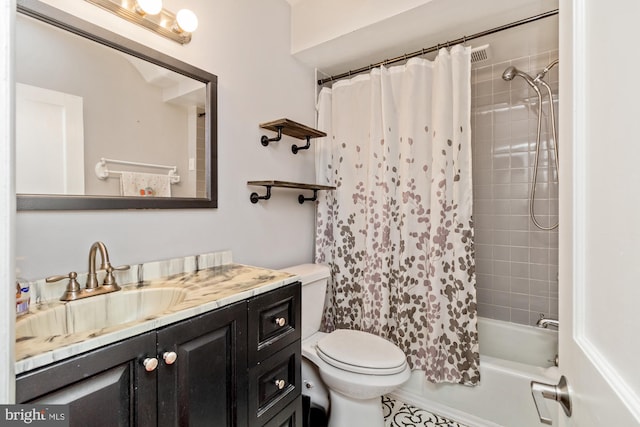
[[502, 66, 539, 91], [501, 66, 519, 81]]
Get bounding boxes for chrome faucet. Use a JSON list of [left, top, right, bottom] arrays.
[[46, 241, 129, 301], [537, 314, 559, 329]]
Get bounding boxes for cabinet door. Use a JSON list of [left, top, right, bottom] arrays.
[[16, 331, 157, 427], [157, 301, 248, 427]]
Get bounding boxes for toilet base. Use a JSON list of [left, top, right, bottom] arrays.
[[327, 389, 384, 427]]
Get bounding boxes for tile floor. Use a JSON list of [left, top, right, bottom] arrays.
[[383, 396, 468, 427]]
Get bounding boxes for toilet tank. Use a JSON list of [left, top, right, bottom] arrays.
[[281, 264, 330, 340]]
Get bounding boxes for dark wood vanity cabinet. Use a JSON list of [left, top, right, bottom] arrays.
[[16, 331, 158, 427], [16, 282, 302, 427]]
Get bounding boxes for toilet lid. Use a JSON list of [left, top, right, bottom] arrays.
[[316, 329, 407, 375]]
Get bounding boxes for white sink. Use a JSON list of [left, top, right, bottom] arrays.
[[16, 287, 188, 338]]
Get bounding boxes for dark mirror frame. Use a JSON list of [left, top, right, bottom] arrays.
[[16, 0, 218, 210]]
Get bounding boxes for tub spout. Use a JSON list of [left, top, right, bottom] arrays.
[[537, 315, 559, 329]]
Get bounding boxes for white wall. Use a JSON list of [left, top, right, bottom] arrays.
[[16, 0, 318, 279]]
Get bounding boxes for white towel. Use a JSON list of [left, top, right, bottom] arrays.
[[119, 171, 172, 197]]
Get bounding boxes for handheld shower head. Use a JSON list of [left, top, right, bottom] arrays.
[[502, 66, 538, 89], [501, 66, 559, 231], [501, 66, 518, 81]]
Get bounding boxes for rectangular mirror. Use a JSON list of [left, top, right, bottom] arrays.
[[16, 0, 218, 210]]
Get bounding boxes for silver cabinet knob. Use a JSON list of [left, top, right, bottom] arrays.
[[274, 317, 286, 327], [274, 379, 286, 390], [143, 357, 159, 372], [163, 351, 178, 365]]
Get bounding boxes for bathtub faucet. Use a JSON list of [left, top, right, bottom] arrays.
[[536, 314, 559, 329]]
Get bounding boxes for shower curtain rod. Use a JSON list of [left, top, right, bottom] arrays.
[[317, 8, 559, 86]]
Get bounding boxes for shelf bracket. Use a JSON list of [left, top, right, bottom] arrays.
[[261, 126, 283, 147], [250, 186, 272, 204], [298, 189, 319, 204], [291, 136, 311, 154], [247, 181, 335, 205]]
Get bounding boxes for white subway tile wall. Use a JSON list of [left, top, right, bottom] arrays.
[[472, 50, 559, 326]]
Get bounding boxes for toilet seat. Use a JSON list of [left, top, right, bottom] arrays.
[[316, 329, 407, 375]]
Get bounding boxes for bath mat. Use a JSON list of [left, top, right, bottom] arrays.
[[383, 396, 467, 427]]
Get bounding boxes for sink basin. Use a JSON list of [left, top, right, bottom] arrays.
[[15, 304, 67, 338], [16, 287, 188, 338]]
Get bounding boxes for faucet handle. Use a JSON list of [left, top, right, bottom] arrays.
[[112, 264, 131, 272], [46, 271, 80, 285], [46, 271, 82, 301], [102, 264, 130, 288]]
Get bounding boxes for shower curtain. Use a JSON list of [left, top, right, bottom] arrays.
[[315, 46, 480, 385]]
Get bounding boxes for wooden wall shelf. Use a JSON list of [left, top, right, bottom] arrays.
[[259, 118, 327, 154], [247, 180, 335, 204]]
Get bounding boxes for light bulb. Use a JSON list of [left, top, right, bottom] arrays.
[[136, 0, 162, 15], [176, 9, 198, 33]]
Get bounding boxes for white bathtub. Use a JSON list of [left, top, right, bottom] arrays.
[[391, 317, 560, 427]]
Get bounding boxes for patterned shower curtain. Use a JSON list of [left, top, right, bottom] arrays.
[[315, 46, 480, 385]]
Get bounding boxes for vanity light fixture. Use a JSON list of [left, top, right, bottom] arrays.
[[85, 0, 198, 44]]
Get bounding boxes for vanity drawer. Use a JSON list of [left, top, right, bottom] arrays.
[[248, 282, 301, 363], [261, 396, 303, 427], [249, 341, 301, 426]]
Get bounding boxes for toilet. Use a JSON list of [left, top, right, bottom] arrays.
[[283, 264, 411, 427]]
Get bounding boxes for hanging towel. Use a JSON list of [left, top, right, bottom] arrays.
[[120, 171, 172, 197]]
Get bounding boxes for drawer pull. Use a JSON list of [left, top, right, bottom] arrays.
[[274, 317, 287, 327], [142, 357, 159, 372], [162, 351, 178, 365], [274, 379, 286, 390]]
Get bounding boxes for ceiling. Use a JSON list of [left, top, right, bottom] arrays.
[[286, 0, 559, 79]]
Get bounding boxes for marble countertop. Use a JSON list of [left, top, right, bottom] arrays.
[[16, 262, 297, 375]]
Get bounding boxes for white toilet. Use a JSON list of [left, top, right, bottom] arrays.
[[283, 264, 411, 427]]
